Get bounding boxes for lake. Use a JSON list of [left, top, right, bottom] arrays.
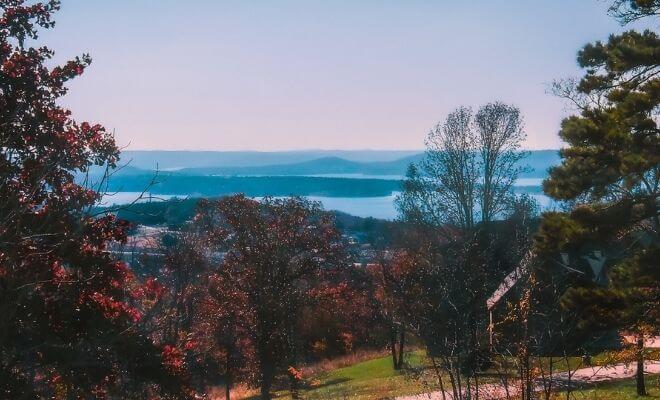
[[101, 190, 554, 220]]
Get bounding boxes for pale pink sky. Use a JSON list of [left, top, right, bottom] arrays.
[[40, 0, 650, 151]]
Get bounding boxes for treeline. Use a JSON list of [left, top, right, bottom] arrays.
[[95, 198, 398, 246], [100, 174, 402, 197]]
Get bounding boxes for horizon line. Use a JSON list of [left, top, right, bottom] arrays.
[[121, 148, 561, 153]]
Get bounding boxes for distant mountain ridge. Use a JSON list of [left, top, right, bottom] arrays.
[[113, 150, 560, 179], [120, 150, 423, 170], [175, 155, 423, 177]]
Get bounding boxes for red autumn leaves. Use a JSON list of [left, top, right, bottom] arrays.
[[1, 1, 192, 398]]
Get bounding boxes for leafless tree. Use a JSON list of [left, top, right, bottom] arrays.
[[475, 103, 528, 224], [397, 102, 528, 230]]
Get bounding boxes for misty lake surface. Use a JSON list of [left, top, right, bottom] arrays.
[[100, 192, 399, 219], [211, 175, 547, 186], [101, 191, 553, 220], [305, 176, 546, 186]]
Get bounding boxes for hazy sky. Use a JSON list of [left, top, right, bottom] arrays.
[[38, 1, 647, 151]]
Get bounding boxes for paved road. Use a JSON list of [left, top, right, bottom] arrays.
[[397, 361, 660, 400]]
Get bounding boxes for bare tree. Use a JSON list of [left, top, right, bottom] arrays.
[[397, 102, 528, 230], [397, 106, 479, 231], [475, 103, 527, 224]]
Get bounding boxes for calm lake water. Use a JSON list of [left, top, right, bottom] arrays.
[[213, 175, 547, 186], [101, 190, 553, 221]]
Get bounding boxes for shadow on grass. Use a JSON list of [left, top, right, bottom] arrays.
[[244, 378, 353, 399], [306, 377, 352, 390]]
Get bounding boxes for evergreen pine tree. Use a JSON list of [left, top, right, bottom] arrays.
[[536, 4, 658, 396]]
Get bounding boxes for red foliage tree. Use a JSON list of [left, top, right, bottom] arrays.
[[0, 1, 190, 398], [370, 251, 428, 370], [303, 262, 384, 360], [204, 267, 257, 399], [194, 195, 348, 400]]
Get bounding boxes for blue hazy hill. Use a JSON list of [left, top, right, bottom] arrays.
[[114, 150, 559, 178], [120, 150, 422, 170], [174, 156, 423, 177], [83, 150, 559, 201]]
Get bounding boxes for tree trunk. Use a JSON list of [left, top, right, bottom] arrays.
[[396, 329, 405, 369], [288, 327, 301, 399], [430, 356, 447, 400], [455, 356, 464, 400], [636, 337, 647, 396], [289, 370, 300, 400], [223, 313, 237, 400], [390, 327, 405, 370], [260, 365, 273, 400], [474, 373, 479, 400], [258, 342, 275, 400], [225, 353, 232, 400], [390, 329, 399, 369]]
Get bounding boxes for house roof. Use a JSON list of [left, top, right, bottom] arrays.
[[486, 250, 533, 310]]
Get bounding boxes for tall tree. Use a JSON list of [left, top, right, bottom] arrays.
[[194, 195, 347, 400], [608, 0, 660, 23], [0, 1, 189, 398], [475, 103, 527, 224], [370, 251, 425, 370], [396, 102, 527, 231], [538, 9, 659, 395]]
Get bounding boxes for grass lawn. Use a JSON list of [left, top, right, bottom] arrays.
[[269, 350, 536, 399], [264, 350, 433, 399], [250, 350, 659, 399]]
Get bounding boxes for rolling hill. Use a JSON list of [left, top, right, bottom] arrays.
[[109, 150, 559, 178], [174, 155, 423, 176], [119, 150, 423, 170]]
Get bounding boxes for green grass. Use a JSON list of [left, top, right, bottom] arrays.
[[262, 351, 433, 399], [262, 351, 660, 400], [298, 351, 433, 399]]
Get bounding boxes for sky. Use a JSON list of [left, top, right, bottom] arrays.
[[38, 0, 649, 151]]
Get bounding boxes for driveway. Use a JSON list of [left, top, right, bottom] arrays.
[[397, 361, 660, 400]]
